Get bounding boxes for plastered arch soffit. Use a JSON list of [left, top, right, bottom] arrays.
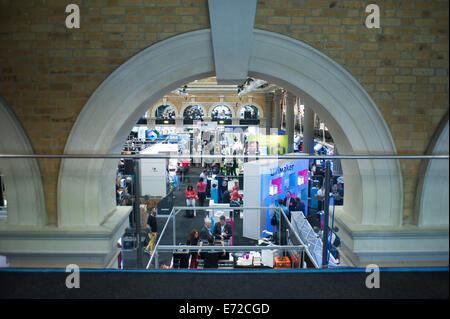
[[0, 96, 46, 227]]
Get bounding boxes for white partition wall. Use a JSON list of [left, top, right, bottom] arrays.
[[243, 160, 263, 240], [140, 158, 167, 198], [139, 144, 177, 198]]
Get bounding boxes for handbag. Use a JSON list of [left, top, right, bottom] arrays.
[[271, 211, 279, 226]]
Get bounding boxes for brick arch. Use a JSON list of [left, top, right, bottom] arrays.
[[0, 96, 46, 226], [58, 29, 402, 229]]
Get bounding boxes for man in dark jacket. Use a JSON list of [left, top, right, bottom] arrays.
[[200, 235, 226, 268], [199, 219, 213, 241], [213, 215, 232, 241]]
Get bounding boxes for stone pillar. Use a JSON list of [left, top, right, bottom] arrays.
[[286, 91, 296, 153], [303, 106, 315, 155], [175, 117, 183, 130], [265, 92, 273, 135], [273, 89, 283, 132], [147, 117, 156, 129]]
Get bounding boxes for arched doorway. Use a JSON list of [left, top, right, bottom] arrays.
[[211, 104, 233, 124], [154, 104, 177, 125], [239, 104, 261, 125], [58, 29, 402, 233], [182, 104, 205, 124]]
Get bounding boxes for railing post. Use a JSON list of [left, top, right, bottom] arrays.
[[322, 160, 331, 268], [173, 210, 176, 246], [134, 158, 143, 268]]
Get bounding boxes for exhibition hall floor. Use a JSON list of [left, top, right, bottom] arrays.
[[122, 166, 257, 269]]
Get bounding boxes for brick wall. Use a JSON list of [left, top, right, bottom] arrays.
[[0, 0, 448, 225]]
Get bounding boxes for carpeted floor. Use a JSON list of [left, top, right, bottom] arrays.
[[122, 166, 257, 269]]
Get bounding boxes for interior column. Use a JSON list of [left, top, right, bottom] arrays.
[[265, 92, 273, 135], [273, 89, 282, 132], [286, 91, 296, 153], [303, 106, 315, 155]]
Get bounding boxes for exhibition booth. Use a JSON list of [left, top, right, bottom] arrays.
[[243, 157, 309, 240], [140, 143, 178, 198]]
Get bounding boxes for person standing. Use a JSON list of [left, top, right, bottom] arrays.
[[317, 184, 326, 211], [199, 235, 226, 269], [216, 170, 226, 203], [181, 159, 190, 183], [196, 178, 207, 207], [230, 186, 243, 204], [199, 219, 213, 241], [231, 150, 238, 176], [213, 215, 232, 242], [145, 207, 157, 256], [283, 191, 295, 221], [186, 229, 200, 269], [185, 185, 198, 217], [222, 189, 231, 204], [294, 196, 305, 214], [200, 169, 208, 183], [271, 200, 282, 244]]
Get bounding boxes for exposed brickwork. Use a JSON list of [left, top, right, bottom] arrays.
[[0, 0, 448, 225]]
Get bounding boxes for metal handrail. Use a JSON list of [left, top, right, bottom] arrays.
[[157, 245, 305, 252], [172, 206, 281, 211], [145, 207, 178, 269], [0, 154, 448, 160], [278, 208, 320, 269], [146, 205, 306, 269]]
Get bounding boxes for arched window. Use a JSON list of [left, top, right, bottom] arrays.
[[239, 105, 260, 125], [211, 104, 232, 124], [155, 104, 176, 124], [183, 105, 204, 124]]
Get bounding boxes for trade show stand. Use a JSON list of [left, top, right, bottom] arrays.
[[140, 143, 178, 198], [243, 156, 309, 240]]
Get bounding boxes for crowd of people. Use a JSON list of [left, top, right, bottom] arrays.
[[117, 146, 343, 268], [184, 215, 231, 269]]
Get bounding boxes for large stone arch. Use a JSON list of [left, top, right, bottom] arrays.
[[415, 113, 449, 227], [0, 96, 46, 226], [58, 29, 402, 230]]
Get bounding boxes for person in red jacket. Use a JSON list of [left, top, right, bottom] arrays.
[[185, 185, 198, 217], [196, 178, 207, 207], [230, 186, 243, 203]]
